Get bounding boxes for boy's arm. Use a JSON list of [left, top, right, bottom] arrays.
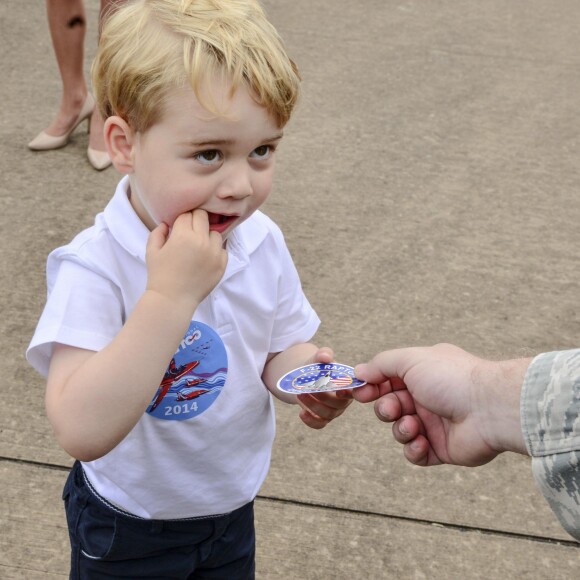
[[45, 211, 227, 462], [262, 344, 353, 429]]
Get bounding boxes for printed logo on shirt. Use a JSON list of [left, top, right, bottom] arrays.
[[146, 321, 228, 421]]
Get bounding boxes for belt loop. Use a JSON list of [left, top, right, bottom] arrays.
[[150, 520, 164, 534]]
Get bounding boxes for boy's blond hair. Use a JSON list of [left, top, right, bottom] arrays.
[[92, 0, 301, 131]]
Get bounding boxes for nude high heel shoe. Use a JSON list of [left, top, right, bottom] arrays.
[[28, 93, 95, 151], [87, 147, 112, 171]]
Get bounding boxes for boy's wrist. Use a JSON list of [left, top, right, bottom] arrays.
[[141, 288, 200, 323]]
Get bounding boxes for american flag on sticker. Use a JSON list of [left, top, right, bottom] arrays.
[[330, 375, 353, 387]]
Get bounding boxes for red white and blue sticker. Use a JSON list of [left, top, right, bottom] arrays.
[[277, 362, 366, 394], [147, 321, 228, 421]]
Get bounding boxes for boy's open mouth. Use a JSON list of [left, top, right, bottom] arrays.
[[207, 212, 238, 233]]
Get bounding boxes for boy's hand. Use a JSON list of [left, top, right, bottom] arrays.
[[146, 210, 228, 309], [297, 347, 354, 429]]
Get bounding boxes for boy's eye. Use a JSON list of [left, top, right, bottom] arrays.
[[250, 145, 273, 160], [194, 150, 222, 164]]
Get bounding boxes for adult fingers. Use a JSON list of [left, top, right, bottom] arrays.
[[352, 381, 393, 403], [374, 390, 416, 422], [355, 348, 424, 385], [402, 435, 431, 466], [392, 414, 422, 444]]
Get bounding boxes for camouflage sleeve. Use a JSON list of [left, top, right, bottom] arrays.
[[521, 349, 580, 542]]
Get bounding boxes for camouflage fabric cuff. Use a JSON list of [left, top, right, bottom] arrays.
[[521, 349, 580, 542], [521, 349, 580, 457]]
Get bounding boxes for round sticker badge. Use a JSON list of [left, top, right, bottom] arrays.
[[277, 362, 366, 395], [147, 321, 228, 421]]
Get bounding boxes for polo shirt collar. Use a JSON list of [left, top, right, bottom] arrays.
[[104, 176, 150, 262]]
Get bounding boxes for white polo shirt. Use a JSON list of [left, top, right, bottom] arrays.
[[27, 176, 320, 519]]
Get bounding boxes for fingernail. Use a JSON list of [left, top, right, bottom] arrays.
[[376, 403, 388, 420], [399, 422, 408, 435]]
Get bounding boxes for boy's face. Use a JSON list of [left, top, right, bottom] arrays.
[[127, 83, 283, 238]]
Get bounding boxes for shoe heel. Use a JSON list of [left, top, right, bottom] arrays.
[[28, 93, 95, 152]]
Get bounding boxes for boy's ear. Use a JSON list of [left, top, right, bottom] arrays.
[[104, 116, 136, 173]]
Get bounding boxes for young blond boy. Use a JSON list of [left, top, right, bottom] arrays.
[[27, 0, 352, 577]]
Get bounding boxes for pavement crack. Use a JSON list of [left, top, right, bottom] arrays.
[[256, 494, 580, 549], [4, 457, 578, 549]]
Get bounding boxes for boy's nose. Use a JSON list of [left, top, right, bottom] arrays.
[[216, 163, 253, 200]]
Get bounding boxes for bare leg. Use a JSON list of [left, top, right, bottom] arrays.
[[88, 0, 120, 154], [44, 0, 89, 137], [88, 100, 106, 153]]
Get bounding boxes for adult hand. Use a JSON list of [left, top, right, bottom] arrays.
[[354, 344, 529, 467]]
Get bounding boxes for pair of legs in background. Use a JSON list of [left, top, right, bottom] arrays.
[[28, 0, 117, 170]]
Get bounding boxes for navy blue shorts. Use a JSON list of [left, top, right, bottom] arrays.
[[62, 461, 255, 579]]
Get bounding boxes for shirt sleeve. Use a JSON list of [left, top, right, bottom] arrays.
[[26, 258, 124, 376], [268, 228, 320, 353], [521, 349, 580, 541]]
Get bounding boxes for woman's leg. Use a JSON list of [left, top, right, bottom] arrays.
[[87, 0, 119, 167], [43, 0, 90, 137]]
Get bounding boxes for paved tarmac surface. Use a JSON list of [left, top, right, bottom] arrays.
[[1, 0, 580, 578]]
